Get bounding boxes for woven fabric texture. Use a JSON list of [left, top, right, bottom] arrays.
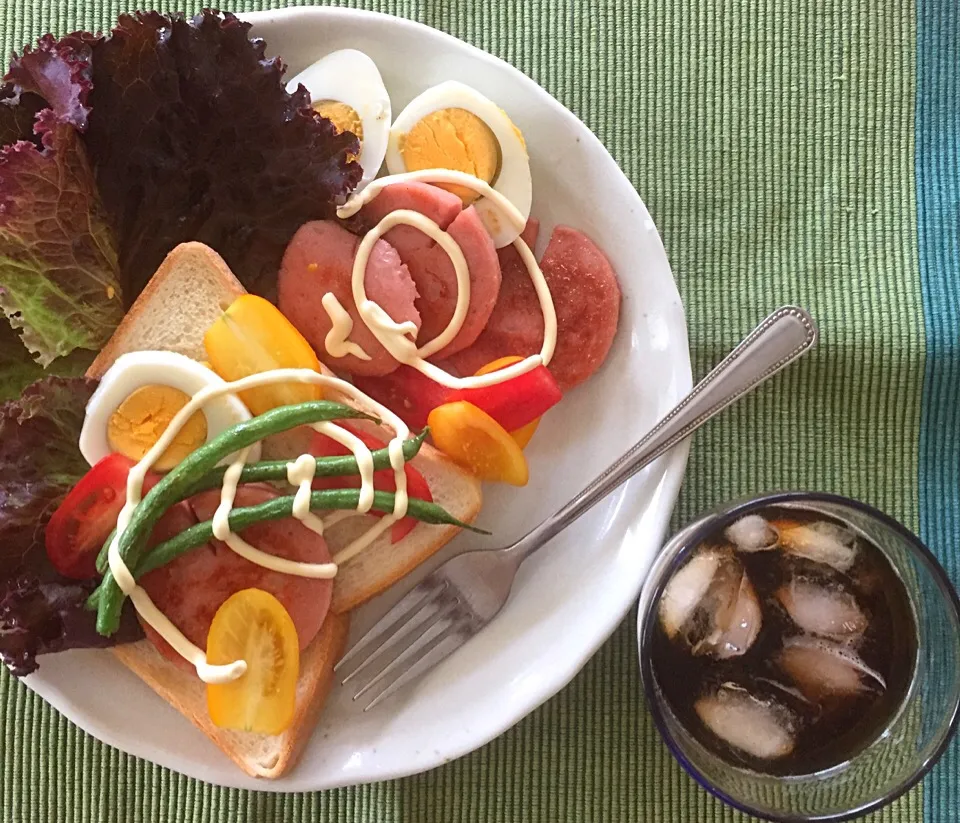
[[1, 1, 955, 821]]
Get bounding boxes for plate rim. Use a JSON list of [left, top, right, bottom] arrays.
[[19, 4, 693, 791]]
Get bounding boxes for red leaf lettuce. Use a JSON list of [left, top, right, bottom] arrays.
[[84, 10, 361, 301], [0, 376, 143, 676], [0, 35, 124, 366]]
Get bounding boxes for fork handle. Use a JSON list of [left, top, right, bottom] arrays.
[[506, 305, 818, 562]]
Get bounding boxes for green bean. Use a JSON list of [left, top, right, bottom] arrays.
[[185, 429, 428, 496], [94, 400, 372, 636], [93, 430, 429, 575], [135, 490, 486, 578]]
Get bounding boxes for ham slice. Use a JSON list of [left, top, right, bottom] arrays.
[[278, 220, 420, 376], [139, 485, 334, 672], [449, 224, 621, 391]]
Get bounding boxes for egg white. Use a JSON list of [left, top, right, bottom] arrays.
[[80, 351, 259, 468], [386, 81, 532, 247], [287, 49, 391, 190]]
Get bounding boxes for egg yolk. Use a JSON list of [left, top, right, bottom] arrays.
[[107, 385, 207, 471], [399, 108, 501, 204], [314, 100, 364, 141]]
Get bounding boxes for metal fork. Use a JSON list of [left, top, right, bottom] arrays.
[[336, 306, 818, 709]]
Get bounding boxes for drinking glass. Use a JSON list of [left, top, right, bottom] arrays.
[[637, 491, 960, 822]]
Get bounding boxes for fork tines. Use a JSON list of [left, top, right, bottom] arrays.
[[335, 578, 472, 710]]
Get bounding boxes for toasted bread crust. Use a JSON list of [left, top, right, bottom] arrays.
[[88, 242, 246, 379], [111, 612, 349, 779]]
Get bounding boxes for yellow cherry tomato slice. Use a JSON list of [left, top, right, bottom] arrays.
[[510, 418, 540, 449], [206, 588, 300, 736], [428, 401, 529, 486], [474, 356, 541, 449], [204, 294, 322, 415]]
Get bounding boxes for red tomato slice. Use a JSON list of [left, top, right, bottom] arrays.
[[353, 366, 449, 431], [446, 364, 562, 431], [45, 454, 162, 580], [308, 423, 433, 542]]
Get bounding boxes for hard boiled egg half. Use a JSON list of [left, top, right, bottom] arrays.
[[80, 351, 259, 470], [386, 81, 532, 248], [287, 50, 391, 190]]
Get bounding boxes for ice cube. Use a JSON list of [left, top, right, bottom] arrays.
[[773, 519, 858, 572], [776, 578, 867, 641], [659, 549, 762, 658], [777, 636, 886, 703], [725, 514, 778, 553], [695, 683, 796, 760], [659, 550, 723, 639], [694, 573, 763, 659]]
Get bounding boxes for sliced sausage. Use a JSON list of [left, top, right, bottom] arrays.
[[449, 224, 620, 391], [354, 181, 462, 232], [537, 226, 620, 390], [354, 183, 501, 357], [139, 485, 334, 671], [446, 218, 542, 376], [278, 220, 420, 376]]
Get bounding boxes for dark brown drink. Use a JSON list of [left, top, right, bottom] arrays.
[[651, 508, 917, 776]]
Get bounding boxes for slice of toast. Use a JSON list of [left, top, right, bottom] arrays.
[[89, 241, 482, 777], [112, 612, 348, 779]]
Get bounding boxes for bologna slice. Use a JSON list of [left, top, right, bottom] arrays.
[[448, 224, 621, 391], [278, 220, 420, 376], [139, 485, 334, 671], [357, 183, 502, 358]]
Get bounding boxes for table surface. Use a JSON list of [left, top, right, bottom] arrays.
[[1, 1, 957, 821]]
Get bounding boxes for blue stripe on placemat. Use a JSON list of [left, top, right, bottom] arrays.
[[916, 0, 960, 820]]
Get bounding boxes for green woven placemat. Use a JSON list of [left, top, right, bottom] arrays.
[[0, 1, 948, 821]]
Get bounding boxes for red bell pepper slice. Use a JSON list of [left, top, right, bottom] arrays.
[[356, 362, 562, 434], [446, 364, 562, 431], [353, 366, 449, 431]]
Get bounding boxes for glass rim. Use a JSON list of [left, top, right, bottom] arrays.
[[638, 490, 960, 823]]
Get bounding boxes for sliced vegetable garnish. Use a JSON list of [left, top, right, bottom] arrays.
[[204, 295, 323, 415], [353, 357, 560, 438], [309, 423, 434, 543], [449, 357, 561, 431], [428, 401, 529, 486], [473, 356, 545, 447], [353, 366, 450, 431], [46, 454, 142, 580], [510, 418, 540, 450], [206, 588, 299, 735]]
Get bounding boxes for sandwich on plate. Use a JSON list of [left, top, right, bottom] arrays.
[[0, 11, 621, 778]]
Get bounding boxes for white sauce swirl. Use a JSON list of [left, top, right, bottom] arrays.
[[323, 169, 558, 389], [107, 368, 412, 684]]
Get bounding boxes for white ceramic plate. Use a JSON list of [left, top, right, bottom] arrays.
[[22, 6, 691, 791]]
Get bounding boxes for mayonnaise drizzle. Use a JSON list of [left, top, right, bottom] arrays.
[[332, 168, 558, 389], [107, 368, 412, 684], [286, 454, 327, 533], [321, 292, 371, 360]]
